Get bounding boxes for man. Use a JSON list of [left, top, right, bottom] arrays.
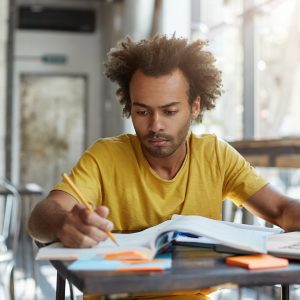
[[28, 34, 300, 299]]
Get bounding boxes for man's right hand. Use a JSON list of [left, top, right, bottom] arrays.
[[57, 204, 114, 248], [27, 190, 114, 248]]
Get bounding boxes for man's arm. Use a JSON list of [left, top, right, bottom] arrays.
[[27, 190, 113, 248], [243, 184, 300, 231]]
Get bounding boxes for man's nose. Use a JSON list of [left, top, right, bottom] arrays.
[[149, 113, 164, 132]]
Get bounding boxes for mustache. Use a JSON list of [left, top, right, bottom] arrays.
[[145, 133, 173, 140]]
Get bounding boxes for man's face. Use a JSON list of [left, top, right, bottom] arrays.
[[129, 68, 200, 159]]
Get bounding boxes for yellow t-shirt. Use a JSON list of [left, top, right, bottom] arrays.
[[53, 133, 267, 232]]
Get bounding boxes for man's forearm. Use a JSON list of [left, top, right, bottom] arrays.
[[27, 199, 68, 243], [280, 198, 300, 232]]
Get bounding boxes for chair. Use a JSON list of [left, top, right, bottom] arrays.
[[0, 179, 21, 300]]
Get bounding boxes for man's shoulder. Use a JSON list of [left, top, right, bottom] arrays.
[[191, 132, 230, 143], [190, 132, 218, 144], [190, 133, 231, 154]]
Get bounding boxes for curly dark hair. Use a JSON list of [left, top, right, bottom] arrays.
[[104, 34, 222, 123]]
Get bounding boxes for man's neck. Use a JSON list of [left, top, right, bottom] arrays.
[[143, 143, 187, 180]]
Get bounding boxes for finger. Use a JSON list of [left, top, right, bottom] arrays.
[[57, 207, 100, 247], [72, 203, 88, 215], [79, 207, 113, 232], [70, 213, 110, 242], [95, 206, 109, 218], [59, 214, 107, 247], [68, 226, 101, 248], [78, 224, 109, 244], [72, 204, 108, 229], [69, 204, 112, 243], [61, 224, 99, 248], [94, 206, 114, 231], [73, 204, 110, 227]]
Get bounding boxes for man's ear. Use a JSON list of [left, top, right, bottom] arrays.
[[192, 96, 201, 119]]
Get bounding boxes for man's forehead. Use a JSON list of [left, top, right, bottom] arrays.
[[132, 101, 181, 108], [131, 68, 185, 79]]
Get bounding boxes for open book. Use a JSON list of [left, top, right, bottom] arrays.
[[36, 214, 282, 261]]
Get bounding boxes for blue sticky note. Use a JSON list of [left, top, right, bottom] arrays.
[[68, 253, 172, 271]]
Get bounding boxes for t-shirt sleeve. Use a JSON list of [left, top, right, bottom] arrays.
[[52, 148, 102, 207], [217, 138, 268, 207]]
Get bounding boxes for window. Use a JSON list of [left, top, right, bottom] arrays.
[[255, 0, 300, 138], [191, 0, 244, 140]]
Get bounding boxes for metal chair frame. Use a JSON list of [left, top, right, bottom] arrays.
[[0, 179, 21, 300]]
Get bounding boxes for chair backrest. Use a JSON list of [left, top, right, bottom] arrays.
[[0, 179, 21, 258]]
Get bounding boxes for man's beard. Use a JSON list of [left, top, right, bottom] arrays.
[[137, 123, 190, 158], [142, 133, 175, 158]]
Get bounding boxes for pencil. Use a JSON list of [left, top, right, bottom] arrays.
[[62, 173, 119, 246]]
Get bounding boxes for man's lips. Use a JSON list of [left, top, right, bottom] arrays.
[[148, 138, 168, 146]]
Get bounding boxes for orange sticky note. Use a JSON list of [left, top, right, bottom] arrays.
[[121, 259, 150, 264], [226, 254, 289, 270], [121, 258, 169, 264], [117, 266, 164, 272], [104, 251, 150, 261]]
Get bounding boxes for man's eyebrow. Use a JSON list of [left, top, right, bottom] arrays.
[[132, 101, 180, 109]]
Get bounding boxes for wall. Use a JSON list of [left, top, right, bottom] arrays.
[[11, 0, 103, 184]]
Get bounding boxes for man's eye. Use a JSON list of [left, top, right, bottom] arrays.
[[165, 110, 177, 116], [137, 110, 149, 116]]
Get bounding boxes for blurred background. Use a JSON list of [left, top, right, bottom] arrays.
[[1, 0, 300, 299]]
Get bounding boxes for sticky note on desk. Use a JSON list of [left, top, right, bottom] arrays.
[[104, 251, 149, 261], [226, 254, 288, 270], [68, 253, 172, 271]]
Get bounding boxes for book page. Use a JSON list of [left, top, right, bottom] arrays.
[[166, 215, 278, 253], [171, 215, 282, 233], [98, 220, 172, 248], [35, 215, 280, 260], [36, 220, 172, 260], [267, 231, 300, 259]]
